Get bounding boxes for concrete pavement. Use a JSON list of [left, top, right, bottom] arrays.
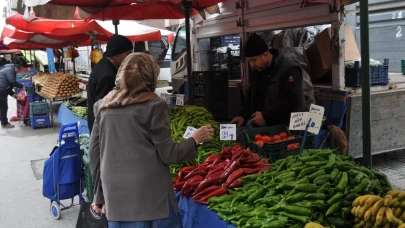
[[0, 97, 78, 228]]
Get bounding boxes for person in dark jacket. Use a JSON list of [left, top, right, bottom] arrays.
[[231, 34, 306, 127], [87, 35, 133, 133], [0, 64, 24, 128]]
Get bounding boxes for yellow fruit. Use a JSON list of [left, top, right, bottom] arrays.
[[397, 218, 404, 226], [304, 222, 325, 228], [394, 207, 403, 218], [384, 195, 392, 206], [358, 206, 368, 218], [386, 207, 395, 223], [352, 206, 357, 215], [382, 224, 390, 228], [360, 195, 372, 206], [355, 205, 362, 217], [376, 206, 387, 225], [398, 192, 405, 201], [365, 221, 373, 228], [394, 199, 402, 208], [401, 201, 405, 209], [364, 207, 373, 222], [372, 200, 384, 216], [365, 195, 382, 209], [387, 190, 401, 198], [354, 217, 361, 223], [358, 220, 366, 227], [387, 197, 399, 207], [382, 216, 388, 225], [353, 196, 364, 207], [400, 211, 405, 222], [399, 224, 405, 228]]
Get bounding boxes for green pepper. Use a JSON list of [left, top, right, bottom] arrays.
[[264, 189, 276, 197], [317, 182, 331, 193], [218, 201, 232, 208], [325, 201, 341, 216], [292, 200, 325, 210], [306, 169, 326, 181], [208, 194, 234, 204], [285, 181, 298, 190], [261, 220, 287, 228], [327, 192, 344, 205], [276, 158, 288, 172], [241, 173, 261, 183], [274, 171, 295, 182], [247, 187, 267, 203], [327, 216, 346, 226], [351, 178, 371, 194], [336, 172, 348, 191], [297, 167, 317, 179], [332, 171, 342, 185], [286, 192, 307, 203], [290, 223, 304, 228], [294, 183, 318, 192], [317, 212, 325, 224], [217, 207, 233, 215], [330, 168, 339, 180], [297, 177, 309, 184], [236, 218, 249, 227], [345, 192, 360, 202], [313, 174, 331, 186], [282, 204, 312, 216], [305, 160, 328, 167], [298, 154, 324, 162], [336, 161, 359, 171], [305, 193, 326, 200], [341, 207, 351, 218], [265, 182, 279, 190], [322, 153, 336, 170], [231, 203, 249, 213], [279, 211, 310, 224], [359, 166, 374, 178]]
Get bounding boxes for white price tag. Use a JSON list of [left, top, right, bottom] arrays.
[[165, 94, 171, 105], [307, 104, 325, 135], [183, 126, 197, 139], [159, 93, 166, 101], [289, 112, 309, 131], [176, 94, 184, 106], [220, 124, 237, 141]]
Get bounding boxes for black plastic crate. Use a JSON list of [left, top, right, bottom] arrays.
[[402, 60, 405, 75], [29, 101, 49, 116], [243, 125, 315, 162], [345, 59, 389, 87]]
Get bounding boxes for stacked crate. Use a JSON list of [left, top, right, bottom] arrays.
[[29, 101, 51, 129]]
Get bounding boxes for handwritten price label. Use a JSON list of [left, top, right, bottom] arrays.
[[307, 104, 325, 135], [220, 124, 237, 141], [183, 126, 197, 139], [176, 94, 184, 106]]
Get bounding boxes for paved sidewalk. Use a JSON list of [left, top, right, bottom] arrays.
[[0, 97, 78, 228]]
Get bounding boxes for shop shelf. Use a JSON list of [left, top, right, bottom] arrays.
[[345, 59, 389, 87], [243, 125, 315, 162]]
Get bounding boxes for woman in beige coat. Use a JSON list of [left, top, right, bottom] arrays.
[[89, 53, 214, 228]]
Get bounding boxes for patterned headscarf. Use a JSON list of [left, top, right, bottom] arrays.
[[99, 53, 160, 110]]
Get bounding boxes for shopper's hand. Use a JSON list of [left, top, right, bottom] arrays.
[[230, 116, 245, 127], [192, 125, 214, 144], [91, 203, 106, 215], [251, 112, 266, 126]]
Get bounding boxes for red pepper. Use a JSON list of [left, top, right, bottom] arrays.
[[192, 185, 218, 198], [204, 154, 221, 164], [244, 157, 261, 164], [261, 158, 269, 164], [180, 166, 196, 172], [241, 161, 263, 169], [181, 175, 203, 196], [200, 186, 227, 202], [183, 167, 206, 180], [250, 152, 259, 159], [220, 147, 232, 159], [231, 144, 242, 154], [223, 168, 244, 187], [241, 167, 262, 175], [220, 160, 240, 180], [231, 149, 250, 161], [207, 166, 225, 177], [193, 173, 222, 195], [228, 179, 242, 189], [259, 166, 271, 173]]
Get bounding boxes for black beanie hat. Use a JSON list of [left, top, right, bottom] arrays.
[[244, 34, 269, 57], [104, 35, 133, 57]]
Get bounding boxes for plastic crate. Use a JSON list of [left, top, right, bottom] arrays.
[[243, 125, 315, 162], [82, 154, 94, 202], [28, 94, 43, 103], [16, 69, 39, 80], [345, 59, 389, 87], [29, 101, 49, 116], [17, 79, 33, 87], [30, 114, 51, 129]]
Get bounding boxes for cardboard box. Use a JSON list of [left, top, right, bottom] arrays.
[[306, 25, 360, 83]]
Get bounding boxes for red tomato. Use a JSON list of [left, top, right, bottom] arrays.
[[287, 144, 295, 150], [254, 134, 262, 141], [262, 135, 272, 143], [256, 140, 264, 147], [287, 136, 295, 140], [281, 137, 287, 141], [272, 135, 281, 142], [279, 132, 288, 138], [294, 143, 300, 148]]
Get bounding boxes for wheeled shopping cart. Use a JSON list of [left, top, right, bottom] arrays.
[[42, 122, 84, 220]]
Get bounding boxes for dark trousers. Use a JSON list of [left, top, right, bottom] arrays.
[[0, 96, 8, 125]]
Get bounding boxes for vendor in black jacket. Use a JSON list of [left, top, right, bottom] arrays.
[[87, 35, 133, 133], [231, 34, 305, 127]]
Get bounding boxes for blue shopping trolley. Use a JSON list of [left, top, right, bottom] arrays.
[[42, 122, 84, 220]]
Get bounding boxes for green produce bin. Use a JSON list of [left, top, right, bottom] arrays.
[[243, 125, 315, 162]]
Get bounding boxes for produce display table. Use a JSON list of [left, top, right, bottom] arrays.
[[57, 103, 89, 135], [37, 91, 73, 127], [175, 192, 236, 228]]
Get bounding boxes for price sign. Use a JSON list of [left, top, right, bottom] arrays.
[[307, 104, 325, 135], [289, 112, 309, 131], [159, 93, 166, 101], [220, 124, 237, 141], [165, 94, 171, 105], [176, 94, 184, 106], [183, 126, 197, 139]]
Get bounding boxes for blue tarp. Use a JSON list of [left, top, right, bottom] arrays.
[[57, 104, 89, 135]]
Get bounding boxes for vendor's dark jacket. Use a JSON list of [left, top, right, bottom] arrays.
[[240, 49, 305, 126], [0, 64, 23, 98], [87, 58, 117, 133]]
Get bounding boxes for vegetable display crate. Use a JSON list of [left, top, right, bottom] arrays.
[[243, 125, 315, 162], [345, 59, 389, 87], [17, 78, 33, 87], [82, 154, 94, 202], [29, 101, 49, 116], [30, 114, 51, 130], [402, 60, 405, 75]]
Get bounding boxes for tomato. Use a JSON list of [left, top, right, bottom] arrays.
[[272, 135, 281, 142], [281, 137, 287, 141], [279, 132, 288, 138], [254, 134, 262, 141], [294, 143, 300, 148], [262, 135, 272, 143], [287, 144, 295, 150], [287, 136, 295, 140], [256, 140, 264, 147]]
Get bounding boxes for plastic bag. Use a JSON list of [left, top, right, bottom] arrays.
[[271, 28, 315, 49]]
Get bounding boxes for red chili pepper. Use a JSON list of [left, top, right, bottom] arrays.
[[241, 167, 262, 175], [204, 154, 221, 164], [231, 149, 250, 161], [223, 168, 245, 187], [180, 166, 196, 172], [231, 144, 242, 154], [228, 179, 242, 189], [241, 161, 263, 169], [193, 173, 222, 195], [207, 166, 225, 177], [181, 175, 203, 196], [220, 160, 240, 180], [244, 157, 261, 164], [259, 166, 271, 173], [192, 185, 218, 198], [183, 167, 206, 180], [261, 158, 269, 164], [200, 186, 227, 202], [221, 147, 232, 159], [250, 152, 260, 159]]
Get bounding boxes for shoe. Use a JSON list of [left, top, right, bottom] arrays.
[[1, 123, 15, 128]]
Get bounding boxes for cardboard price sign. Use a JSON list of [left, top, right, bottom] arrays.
[[220, 124, 237, 141], [289, 104, 325, 135]]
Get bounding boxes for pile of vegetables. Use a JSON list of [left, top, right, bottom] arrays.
[[71, 106, 88, 120], [168, 106, 226, 178], [207, 149, 392, 228], [253, 132, 298, 149], [40, 73, 83, 98], [352, 190, 405, 227], [173, 145, 270, 204]]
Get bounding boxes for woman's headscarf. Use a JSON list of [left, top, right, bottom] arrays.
[[99, 53, 160, 110]]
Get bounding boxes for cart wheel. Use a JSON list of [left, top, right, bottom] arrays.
[[50, 202, 61, 220]]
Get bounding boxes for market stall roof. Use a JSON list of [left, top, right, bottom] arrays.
[[0, 49, 22, 54]]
